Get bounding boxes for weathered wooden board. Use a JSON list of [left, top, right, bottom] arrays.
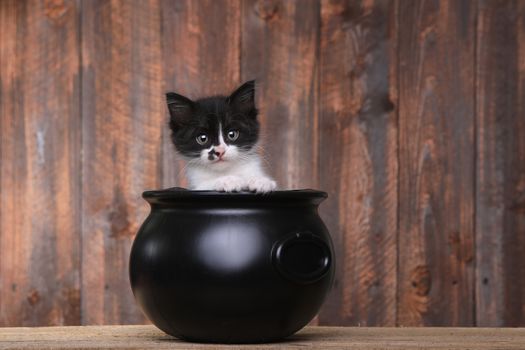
[[160, 0, 241, 187], [0, 0, 81, 326], [397, 0, 476, 326], [241, 0, 320, 190], [475, 0, 525, 326], [1, 325, 525, 349], [318, 0, 398, 326], [81, 0, 163, 324]]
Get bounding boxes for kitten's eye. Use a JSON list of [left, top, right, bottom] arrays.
[[227, 130, 239, 141], [196, 134, 208, 145]]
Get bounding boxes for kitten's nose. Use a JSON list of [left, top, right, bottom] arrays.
[[214, 146, 225, 158]]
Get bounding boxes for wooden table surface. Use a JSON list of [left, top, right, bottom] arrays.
[[0, 325, 524, 350]]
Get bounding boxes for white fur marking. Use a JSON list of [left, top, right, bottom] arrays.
[[218, 125, 225, 146]]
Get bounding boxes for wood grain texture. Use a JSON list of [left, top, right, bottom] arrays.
[[318, 0, 398, 326], [241, 0, 320, 190], [0, 0, 81, 326], [160, 0, 241, 187], [1, 326, 525, 349], [81, 0, 163, 324], [397, 0, 476, 326], [1, 0, 525, 328], [476, 0, 525, 326]]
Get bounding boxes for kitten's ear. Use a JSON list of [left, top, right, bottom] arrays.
[[227, 80, 256, 115], [166, 92, 194, 126]]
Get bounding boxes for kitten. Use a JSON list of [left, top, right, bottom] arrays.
[[166, 80, 277, 193]]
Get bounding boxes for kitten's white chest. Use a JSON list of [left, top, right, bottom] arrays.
[[186, 155, 276, 193]]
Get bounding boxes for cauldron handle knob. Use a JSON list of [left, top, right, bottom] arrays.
[[271, 232, 331, 284]]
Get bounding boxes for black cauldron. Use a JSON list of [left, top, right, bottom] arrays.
[[129, 188, 334, 343]]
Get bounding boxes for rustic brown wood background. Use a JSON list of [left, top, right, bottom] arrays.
[[0, 0, 524, 327]]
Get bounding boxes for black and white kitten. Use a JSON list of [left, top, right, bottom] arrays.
[[166, 80, 277, 193]]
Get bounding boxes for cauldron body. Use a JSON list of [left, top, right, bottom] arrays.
[[129, 188, 334, 343]]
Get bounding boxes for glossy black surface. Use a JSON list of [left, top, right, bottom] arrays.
[[129, 188, 334, 343]]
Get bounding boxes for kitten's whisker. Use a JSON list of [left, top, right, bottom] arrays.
[[253, 145, 272, 165], [175, 157, 197, 182]]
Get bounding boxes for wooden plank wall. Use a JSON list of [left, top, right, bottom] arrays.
[[476, 0, 525, 326], [318, 0, 398, 326], [0, 0, 81, 325], [397, 0, 476, 326], [0, 0, 524, 327], [80, 0, 163, 325]]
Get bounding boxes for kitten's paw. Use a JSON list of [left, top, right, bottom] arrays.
[[213, 176, 245, 192], [248, 177, 277, 193]]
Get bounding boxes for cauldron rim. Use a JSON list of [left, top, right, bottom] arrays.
[[142, 187, 327, 202]]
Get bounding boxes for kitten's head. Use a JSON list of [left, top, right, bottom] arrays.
[[166, 80, 259, 168]]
